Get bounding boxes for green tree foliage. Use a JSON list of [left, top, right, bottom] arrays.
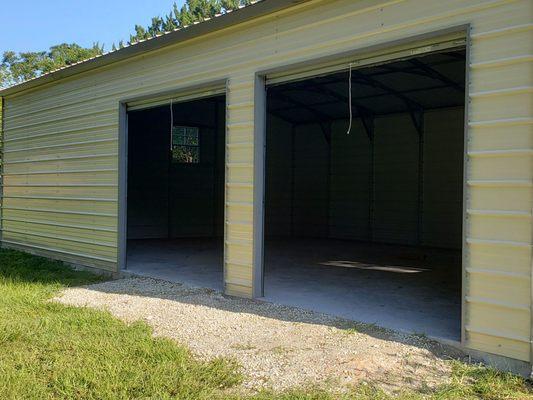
[[0, 0, 252, 88], [126, 0, 252, 44], [41, 43, 104, 73], [1, 43, 103, 88]]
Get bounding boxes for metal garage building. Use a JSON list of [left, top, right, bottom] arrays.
[[0, 0, 532, 375]]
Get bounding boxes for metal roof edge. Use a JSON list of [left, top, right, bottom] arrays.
[[0, 0, 305, 97]]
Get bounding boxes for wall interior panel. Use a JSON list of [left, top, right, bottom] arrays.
[[373, 114, 420, 245], [266, 107, 465, 249], [265, 115, 293, 237], [330, 119, 371, 240], [127, 99, 225, 240], [292, 123, 329, 238]]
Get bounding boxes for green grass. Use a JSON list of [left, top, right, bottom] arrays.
[[0, 249, 241, 400], [0, 248, 532, 399]]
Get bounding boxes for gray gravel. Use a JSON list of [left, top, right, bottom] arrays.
[[55, 277, 463, 393]]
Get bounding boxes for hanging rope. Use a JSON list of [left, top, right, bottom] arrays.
[[346, 63, 353, 135], [169, 98, 174, 150]]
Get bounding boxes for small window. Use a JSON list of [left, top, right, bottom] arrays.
[[172, 126, 200, 164]]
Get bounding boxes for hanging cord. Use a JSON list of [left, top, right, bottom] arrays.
[[346, 63, 353, 135], [169, 98, 174, 150]]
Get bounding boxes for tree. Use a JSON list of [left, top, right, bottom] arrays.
[[129, 25, 150, 44], [127, 0, 252, 44], [40, 43, 104, 73], [1, 43, 103, 88]]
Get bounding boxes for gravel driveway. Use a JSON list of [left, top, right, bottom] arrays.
[[55, 277, 464, 393]]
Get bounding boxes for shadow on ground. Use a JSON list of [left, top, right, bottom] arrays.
[[0, 247, 466, 371], [70, 273, 467, 364]]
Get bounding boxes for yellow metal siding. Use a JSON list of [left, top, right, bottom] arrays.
[[225, 75, 255, 297], [2, 97, 119, 270], [1, 0, 532, 362]]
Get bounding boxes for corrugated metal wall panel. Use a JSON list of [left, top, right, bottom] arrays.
[[462, 0, 533, 362], [330, 119, 371, 240], [423, 108, 464, 248], [373, 114, 419, 244], [293, 123, 329, 237], [0, 97, 4, 247], [267, 108, 463, 248], [225, 75, 255, 298], [265, 116, 293, 236], [1, 0, 531, 362]]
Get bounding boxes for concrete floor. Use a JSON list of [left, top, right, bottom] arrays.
[[127, 238, 224, 290], [126, 237, 461, 341]]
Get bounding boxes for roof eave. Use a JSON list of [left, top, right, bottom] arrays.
[[0, 0, 305, 97]]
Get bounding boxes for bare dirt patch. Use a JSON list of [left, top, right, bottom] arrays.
[[55, 277, 464, 393]]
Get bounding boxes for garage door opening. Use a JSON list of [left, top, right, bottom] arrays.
[[125, 94, 226, 290], [264, 49, 466, 340]]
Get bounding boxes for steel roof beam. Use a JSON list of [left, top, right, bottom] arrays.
[[291, 57, 463, 88], [266, 108, 299, 124], [351, 71, 425, 111], [269, 91, 334, 122], [268, 83, 458, 115], [407, 58, 464, 93]]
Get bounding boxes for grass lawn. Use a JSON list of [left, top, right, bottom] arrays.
[[0, 248, 532, 399]]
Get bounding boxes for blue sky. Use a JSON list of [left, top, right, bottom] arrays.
[[1, 1, 186, 53]]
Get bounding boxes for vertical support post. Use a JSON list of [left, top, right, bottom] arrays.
[[290, 125, 296, 237], [117, 102, 129, 272], [461, 25, 472, 347], [409, 109, 424, 245], [223, 84, 229, 295], [362, 116, 375, 242], [212, 99, 219, 237], [252, 74, 266, 298], [417, 113, 425, 246], [167, 105, 172, 239], [369, 132, 374, 242], [323, 122, 332, 238]]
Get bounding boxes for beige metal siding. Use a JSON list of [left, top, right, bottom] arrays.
[[1, 0, 532, 362], [0, 96, 3, 245], [1, 96, 119, 270], [224, 75, 255, 296]]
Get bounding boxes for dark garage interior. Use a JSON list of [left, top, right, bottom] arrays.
[[264, 49, 465, 340], [126, 49, 465, 340], [126, 95, 226, 288]]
